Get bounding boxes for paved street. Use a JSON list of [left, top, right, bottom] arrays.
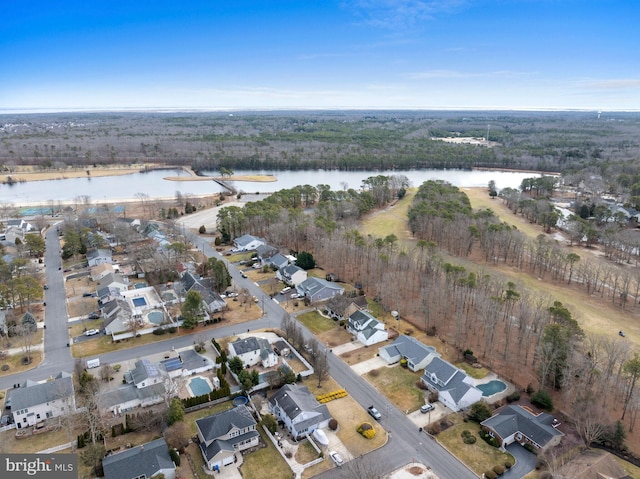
[[0, 225, 478, 479]]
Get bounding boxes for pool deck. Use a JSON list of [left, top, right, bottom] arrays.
[[474, 373, 515, 404]]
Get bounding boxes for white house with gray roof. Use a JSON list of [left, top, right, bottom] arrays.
[[346, 310, 388, 346], [379, 335, 441, 372], [277, 264, 308, 286], [269, 384, 331, 439], [12, 372, 75, 429], [265, 253, 289, 270], [232, 234, 265, 252], [102, 437, 176, 479], [196, 405, 259, 472], [86, 248, 112, 267], [421, 357, 482, 412], [295, 277, 344, 303], [228, 337, 278, 368], [481, 405, 563, 451]]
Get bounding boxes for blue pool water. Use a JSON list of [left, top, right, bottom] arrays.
[[134, 282, 147, 289], [189, 377, 212, 397], [478, 380, 507, 397], [147, 311, 163, 324], [132, 297, 147, 307]]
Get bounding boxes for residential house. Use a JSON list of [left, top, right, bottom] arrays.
[[90, 263, 115, 282], [196, 405, 259, 472], [269, 384, 332, 439], [12, 372, 75, 429], [86, 248, 113, 267], [265, 253, 290, 270], [101, 359, 169, 414], [326, 294, 368, 321], [481, 405, 564, 451], [228, 337, 278, 368], [101, 298, 133, 334], [296, 277, 344, 303], [421, 357, 482, 412], [160, 349, 216, 378], [96, 273, 129, 295], [175, 271, 226, 314], [6, 219, 34, 233], [379, 335, 440, 372], [255, 244, 278, 262], [232, 234, 265, 252], [346, 310, 388, 346], [277, 264, 308, 286], [102, 438, 176, 479]]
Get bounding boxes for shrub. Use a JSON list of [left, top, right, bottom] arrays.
[[461, 430, 471, 438], [168, 326, 177, 334], [504, 461, 513, 469], [506, 391, 521, 403], [261, 414, 277, 434], [468, 401, 493, 423], [493, 464, 505, 475], [356, 422, 376, 439], [113, 364, 121, 372], [463, 435, 476, 444], [199, 225, 206, 234], [426, 423, 441, 435], [369, 369, 380, 377], [426, 326, 437, 336], [484, 471, 497, 479], [169, 448, 180, 466], [479, 429, 500, 448], [400, 358, 408, 368], [152, 328, 165, 335], [531, 390, 553, 411], [428, 391, 439, 403], [328, 418, 338, 431], [415, 380, 428, 390], [1, 364, 9, 371]]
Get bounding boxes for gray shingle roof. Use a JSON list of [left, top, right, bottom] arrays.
[[269, 384, 331, 426], [179, 349, 214, 371], [481, 405, 563, 448], [196, 405, 257, 443], [380, 335, 436, 364], [102, 438, 175, 479], [230, 337, 260, 355], [423, 357, 458, 385], [12, 372, 74, 411], [130, 359, 163, 385]]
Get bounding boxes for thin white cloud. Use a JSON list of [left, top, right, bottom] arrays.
[[344, 0, 469, 29], [404, 69, 537, 80]]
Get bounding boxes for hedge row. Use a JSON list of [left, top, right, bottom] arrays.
[[316, 389, 348, 403]]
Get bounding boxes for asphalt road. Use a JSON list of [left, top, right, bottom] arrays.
[[0, 226, 478, 479]]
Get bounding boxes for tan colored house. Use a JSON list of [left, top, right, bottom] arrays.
[[91, 262, 115, 281]]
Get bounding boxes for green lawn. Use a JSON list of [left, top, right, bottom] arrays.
[[365, 365, 425, 413], [437, 413, 514, 476], [456, 362, 490, 379], [240, 426, 293, 479], [296, 311, 336, 334]]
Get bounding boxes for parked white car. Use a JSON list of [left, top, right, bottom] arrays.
[[84, 329, 100, 336]]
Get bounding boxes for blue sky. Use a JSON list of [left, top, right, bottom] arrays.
[[1, 1, 638, 112]]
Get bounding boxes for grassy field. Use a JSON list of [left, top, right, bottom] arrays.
[[364, 365, 425, 413], [456, 362, 490, 380], [240, 425, 293, 479], [360, 190, 416, 247], [0, 350, 44, 377], [295, 439, 320, 464], [437, 413, 514, 476], [297, 311, 337, 334]]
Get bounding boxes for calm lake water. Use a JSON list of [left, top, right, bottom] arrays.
[[0, 168, 539, 205]]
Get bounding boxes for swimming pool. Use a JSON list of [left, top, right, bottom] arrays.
[[147, 311, 164, 325], [478, 380, 507, 397], [188, 377, 213, 397], [132, 297, 147, 307]]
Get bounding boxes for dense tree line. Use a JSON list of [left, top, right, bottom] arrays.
[[3, 111, 640, 177]]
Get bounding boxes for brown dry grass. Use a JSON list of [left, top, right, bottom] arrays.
[[301, 376, 387, 457], [340, 346, 376, 366], [0, 350, 44, 377], [4, 164, 157, 183], [364, 366, 425, 413]]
